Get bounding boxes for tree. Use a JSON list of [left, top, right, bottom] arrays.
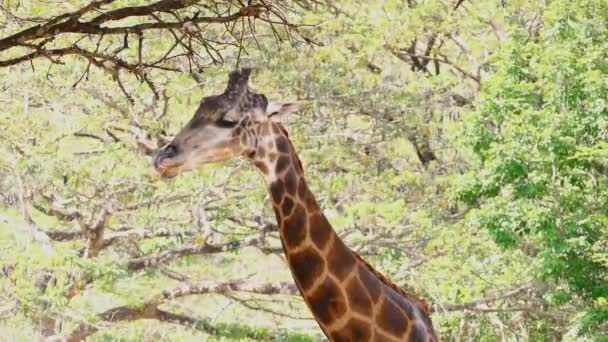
[[459, 0, 608, 337], [0, 0, 312, 101], [1, 0, 602, 340]]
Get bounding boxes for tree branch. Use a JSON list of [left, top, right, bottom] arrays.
[[0, 0, 315, 99], [127, 236, 282, 271], [387, 45, 481, 84], [0, 2, 264, 52], [433, 284, 535, 312], [61, 280, 301, 341], [162, 280, 299, 299]]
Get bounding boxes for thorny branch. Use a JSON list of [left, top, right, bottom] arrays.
[[127, 236, 283, 271], [0, 0, 315, 101]]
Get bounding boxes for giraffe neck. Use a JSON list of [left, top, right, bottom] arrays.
[[246, 121, 437, 341]]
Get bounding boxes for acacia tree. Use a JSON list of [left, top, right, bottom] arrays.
[[1, 0, 599, 341], [0, 1, 321, 340], [0, 0, 314, 101]]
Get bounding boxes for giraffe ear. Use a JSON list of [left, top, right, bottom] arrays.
[[266, 102, 302, 123]]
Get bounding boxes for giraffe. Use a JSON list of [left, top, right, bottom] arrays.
[[153, 69, 438, 342]]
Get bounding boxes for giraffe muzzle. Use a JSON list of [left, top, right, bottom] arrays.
[[153, 144, 183, 177]]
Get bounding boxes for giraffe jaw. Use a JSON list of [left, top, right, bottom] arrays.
[[153, 145, 244, 178]]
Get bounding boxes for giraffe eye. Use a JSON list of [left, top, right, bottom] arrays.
[[216, 119, 238, 128]]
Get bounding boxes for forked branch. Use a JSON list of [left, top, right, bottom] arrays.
[[0, 0, 315, 99]]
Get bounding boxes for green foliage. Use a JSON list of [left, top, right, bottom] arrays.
[[2, 0, 607, 340], [459, 0, 608, 336], [198, 320, 316, 342]]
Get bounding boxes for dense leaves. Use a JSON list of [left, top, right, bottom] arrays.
[[459, 0, 608, 335], [0, 0, 606, 340]]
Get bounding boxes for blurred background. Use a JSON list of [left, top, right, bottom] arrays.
[[0, 0, 606, 340]]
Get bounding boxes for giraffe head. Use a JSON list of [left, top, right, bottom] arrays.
[[153, 68, 300, 178]]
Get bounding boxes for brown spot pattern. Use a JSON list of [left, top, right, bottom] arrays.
[[281, 196, 295, 217], [297, 177, 308, 199], [276, 155, 290, 173], [284, 170, 298, 194], [289, 247, 325, 290], [373, 330, 394, 342], [282, 204, 307, 248], [327, 239, 357, 280], [254, 161, 268, 175], [328, 332, 349, 342], [256, 148, 265, 159], [309, 213, 332, 250], [245, 150, 255, 159], [377, 298, 408, 337], [271, 124, 281, 134], [269, 152, 278, 162], [276, 136, 290, 153], [308, 276, 347, 325], [345, 276, 373, 316], [261, 123, 271, 136], [330, 318, 372, 342], [358, 265, 382, 303], [257, 128, 436, 341], [304, 195, 319, 213], [387, 289, 416, 320], [409, 322, 427, 342], [270, 180, 284, 204]]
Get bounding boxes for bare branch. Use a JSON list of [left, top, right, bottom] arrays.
[[431, 282, 567, 322], [61, 279, 301, 341], [127, 236, 282, 271], [0, 0, 315, 100], [386, 44, 481, 84], [0, 2, 261, 52], [162, 280, 299, 299]]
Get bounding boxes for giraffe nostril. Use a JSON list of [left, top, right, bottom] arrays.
[[164, 145, 177, 158], [164, 144, 178, 157], [154, 144, 179, 170]]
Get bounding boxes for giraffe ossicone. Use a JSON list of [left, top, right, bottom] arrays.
[[153, 69, 438, 342]]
